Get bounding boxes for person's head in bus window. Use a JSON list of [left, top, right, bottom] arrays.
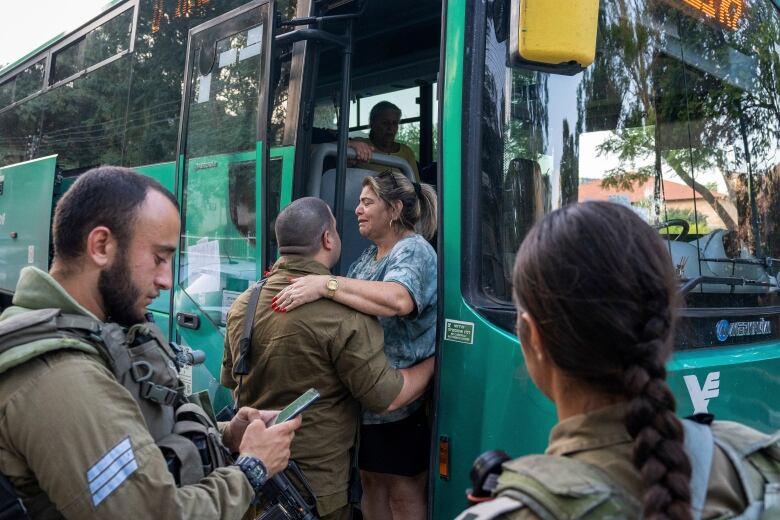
[[368, 101, 402, 153], [512, 201, 692, 519], [351, 101, 420, 182]]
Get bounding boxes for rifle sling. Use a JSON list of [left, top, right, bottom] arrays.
[[234, 278, 267, 409]]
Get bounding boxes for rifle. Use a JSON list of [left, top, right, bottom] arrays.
[[256, 461, 319, 520]]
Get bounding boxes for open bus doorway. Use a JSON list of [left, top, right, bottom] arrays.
[[295, 0, 442, 276]]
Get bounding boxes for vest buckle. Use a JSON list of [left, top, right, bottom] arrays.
[[141, 381, 178, 406], [130, 361, 153, 383]]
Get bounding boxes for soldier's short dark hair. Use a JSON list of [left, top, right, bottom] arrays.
[[52, 166, 179, 260], [275, 197, 335, 257]]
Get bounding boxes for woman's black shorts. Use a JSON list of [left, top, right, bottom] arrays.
[[358, 406, 430, 476]]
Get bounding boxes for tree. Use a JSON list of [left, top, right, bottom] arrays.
[[581, 0, 780, 256], [395, 121, 439, 160]]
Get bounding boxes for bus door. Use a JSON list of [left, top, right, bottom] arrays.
[[172, 0, 275, 406], [0, 155, 59, 304]]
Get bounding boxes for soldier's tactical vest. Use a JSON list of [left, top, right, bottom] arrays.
[[0, 307, 230, 487], [458, 419, 780, 520]]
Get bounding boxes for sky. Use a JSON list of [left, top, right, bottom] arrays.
[[0, 0, 109, 68]]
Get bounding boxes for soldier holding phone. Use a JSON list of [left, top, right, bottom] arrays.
[[0, 167, 301, 520]]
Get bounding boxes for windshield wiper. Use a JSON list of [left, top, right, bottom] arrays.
[[679, 275, 776, 295]]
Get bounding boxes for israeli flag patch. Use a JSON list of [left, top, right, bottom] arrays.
[[87, 437, 138, 507]]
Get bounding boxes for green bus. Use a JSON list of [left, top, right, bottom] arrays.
[[1, 0, 780, 517]]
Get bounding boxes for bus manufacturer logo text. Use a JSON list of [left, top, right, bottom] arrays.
[[195, 161, 218, 170], [684, 371, 720, 414], [0, 213, 5, 226], [715, 319, 771, 342]]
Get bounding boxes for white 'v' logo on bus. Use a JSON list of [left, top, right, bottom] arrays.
[[683, 371, 720, 414]]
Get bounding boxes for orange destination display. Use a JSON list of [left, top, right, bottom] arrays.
[[666, 0, 746, 30]]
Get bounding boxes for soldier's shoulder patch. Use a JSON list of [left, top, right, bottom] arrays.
[[87, 437, 138, 507]]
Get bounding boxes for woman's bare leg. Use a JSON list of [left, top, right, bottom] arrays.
[[360, 470, 427, 520], [360, 470, 392, 520], [388, 471, 427, 520]]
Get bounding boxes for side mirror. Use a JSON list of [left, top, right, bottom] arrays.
[[509, 0, 600, 75]]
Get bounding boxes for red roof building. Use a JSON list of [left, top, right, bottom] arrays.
[[578, 177, 725, 202], [577, 177, 734, 228]]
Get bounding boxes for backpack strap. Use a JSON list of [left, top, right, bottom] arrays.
[[710, 421, 780, 519], [157, 433, 206, 486], [0, 308, 104, 376], [682, 419, 715, 520], [492, 454, 642, 520], [0, 308, 61, 343]]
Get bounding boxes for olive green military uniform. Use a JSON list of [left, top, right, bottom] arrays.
[[222, 256, 404, 519], [495, 402, 749, 519], [0, 267, 254, 519]]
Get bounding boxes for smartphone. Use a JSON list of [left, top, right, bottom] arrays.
[[272, 388, 320, 425]]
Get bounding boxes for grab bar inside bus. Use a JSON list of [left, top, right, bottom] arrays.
[[307, 143, 415, 197]]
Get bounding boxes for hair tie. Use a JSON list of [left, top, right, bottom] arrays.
[[413, 182, 422, 199]]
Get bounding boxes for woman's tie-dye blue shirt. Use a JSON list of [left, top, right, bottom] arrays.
[[347, 234, 437, 424]]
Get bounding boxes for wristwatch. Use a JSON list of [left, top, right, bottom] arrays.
[[235, 455, 268, 493], [326, 276, 339, 298]]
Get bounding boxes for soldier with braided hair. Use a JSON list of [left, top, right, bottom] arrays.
[[459, 201, 780, 520]]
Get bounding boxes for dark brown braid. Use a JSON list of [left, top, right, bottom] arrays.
[[512, 201, 692, 520], [624, 314, 692, 520]]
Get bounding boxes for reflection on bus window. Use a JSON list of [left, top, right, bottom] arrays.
[[51, 8, 134, 85], [179, 22, 268, 330], [0, 60, 45, 109], [477, 0, 780, 341]]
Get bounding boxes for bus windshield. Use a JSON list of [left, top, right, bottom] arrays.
[[477, 0, 780, 346]]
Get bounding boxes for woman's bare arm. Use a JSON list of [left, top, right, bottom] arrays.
[[273, 275, 415, 317]]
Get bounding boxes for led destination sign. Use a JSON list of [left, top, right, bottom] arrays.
[[665, 0, 746, 30], [151, 0, 211, 33]]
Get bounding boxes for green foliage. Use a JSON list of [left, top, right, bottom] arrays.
[[584, 0, 780, 242], [0, 0, 256, 170], [395, 122, 421, 157], [395, 121, 439, 160], [666, 206, 707, 225]]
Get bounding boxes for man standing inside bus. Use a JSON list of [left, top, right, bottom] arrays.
[[0, 167, 300, 519], [221, 197, 435, 520]]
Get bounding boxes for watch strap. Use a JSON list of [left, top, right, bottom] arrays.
[[236, 455, 268, 492]]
